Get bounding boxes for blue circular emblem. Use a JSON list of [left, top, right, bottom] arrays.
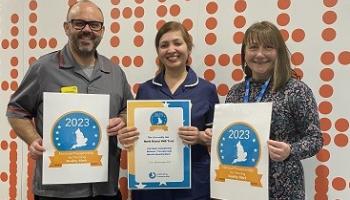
[[218, 123, 260, 167], [150, 111, 167, 126], [52, 111, 100, 151]]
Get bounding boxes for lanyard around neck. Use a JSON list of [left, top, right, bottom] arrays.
[[243, 77, 270, 103]]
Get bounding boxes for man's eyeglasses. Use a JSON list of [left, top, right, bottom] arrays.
[[68, 19, 104, 31]]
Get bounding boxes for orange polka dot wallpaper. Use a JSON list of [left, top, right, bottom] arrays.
[[0, 0, 349, 199]]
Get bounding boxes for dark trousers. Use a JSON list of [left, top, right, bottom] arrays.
[[35, 190, 122, 200]]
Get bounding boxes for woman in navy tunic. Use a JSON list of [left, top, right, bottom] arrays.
[[118, 21, 219, 200]]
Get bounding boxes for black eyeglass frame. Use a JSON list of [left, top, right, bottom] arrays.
[[67, 19, 104, 31]]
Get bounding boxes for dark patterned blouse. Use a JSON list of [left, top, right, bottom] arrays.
[[225, 78, 323, 200]]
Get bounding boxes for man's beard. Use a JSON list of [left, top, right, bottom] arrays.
[[71, 31, 101, 57]]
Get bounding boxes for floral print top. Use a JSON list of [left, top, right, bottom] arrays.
[[225, 78, 323, 200]]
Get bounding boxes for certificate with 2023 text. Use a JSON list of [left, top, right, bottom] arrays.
[[127, 100, 191, 190]]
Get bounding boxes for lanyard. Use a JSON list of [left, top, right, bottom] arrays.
[[243, 77, 270, 103]]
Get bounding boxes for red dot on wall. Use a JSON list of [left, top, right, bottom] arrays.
[[316, 165, 329, 177], [169, 4, 180, 16], [11, 14, 19, 24], [2, 39, 10, 49], [28, 57, 37, 65], [29, 39, 37, 49], [232, 54, 241, 66], [9, 130, 17, 139], [111, 8, 120, 19], [11, 26, 19, 37], [334, 134, 348, 147], [1, 140, 8, 150], [277, 13, 290, 26], [294, 68, 304, 79], [323, 11, 337, 24], [132, 83, 140, 94], [206, 1, 218, 14], [134, 6, 144, 18], [315, 176, 329, 194], [322, 132, 331, 146], [39, 38, 47, 49], [133, 56, 144, 67], [204, 54, 216, 67], [134, 21, 144, 33], [316, 148, 330, 162], [29, 0, 38, 10], [322, 28, 336, 41], [133, 35, 144, 47], [135, 0, 144, 4], [291, 52, 304, 65], [278, 0, 291, 9], [338, 51, 350, 65], [156, 5, 167, 17], [48, 38, 57, 48], [182, 18, 193, 31], [111, 56, 119, 65], [205, 33, 217, 45], [320, 117, 332, 131], [217, 84, 229, 96], [11, 39, 19, 49], [234, 0, 247, 13], [110, 36, 120, 47], [29, 13, 37, 23], [335, 118, 349, 132], [122, 56, 132, 67], [11, 81, 18, 91], [318, 101, 332, 114], [232, 69, 244, 81], [111, 22, 120, 33], [279, 29, 289, 41], [29, 26, 37, 36], [218, 54, 230, 66], [233, 31, 244, 44], [10, 69, 19, 79], [1, 81, 9, 91], [11, 57, 19, 67], [321, 51, 335, 65], [206, 17, 217, 30], [234, 16, 246, 28], [332, 177, 346, 191], [319, 84, 333, 98], [320, 68, 334, 81], [204, 69, 216, 81], [0, 172, 8, 182], [323, 0, 337, 7], [291, 28, 305, 42], [122, 7, 133, 19], [156, 20, 166, 30], [111, 0, 120, 5]]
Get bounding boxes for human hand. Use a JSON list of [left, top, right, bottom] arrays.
[[117, 126, 139, 150], [268, 139, 291, 161], [29, 138, 45, 160], [198, 128, 213, 146], [107, 117, 125, 136], [178, 126, 201, 145]]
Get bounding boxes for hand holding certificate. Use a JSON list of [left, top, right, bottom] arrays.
[[127, 100, 191, 190]]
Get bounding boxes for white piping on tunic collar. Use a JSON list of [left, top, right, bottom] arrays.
[[184, 76, 199, 88], [152, 78, 163, 86], [151, 70, 199, 87]]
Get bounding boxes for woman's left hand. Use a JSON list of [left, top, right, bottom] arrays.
[[178, 126, 201, 145], [268, 139, 291, 161]]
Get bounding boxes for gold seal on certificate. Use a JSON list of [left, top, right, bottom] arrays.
[[127, 100, 191, 189]]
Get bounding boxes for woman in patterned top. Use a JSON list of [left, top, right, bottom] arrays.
[[225, 21, 323, 199]]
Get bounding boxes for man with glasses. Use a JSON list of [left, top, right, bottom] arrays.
[[6, 0, 132, 199]]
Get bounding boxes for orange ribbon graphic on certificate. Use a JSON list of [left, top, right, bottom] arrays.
[[49, 150, 102, 167], [215, 164, 262, 187]]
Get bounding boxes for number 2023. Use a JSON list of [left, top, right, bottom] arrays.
[[65, 118, 90, 127], [228, 129, 250, 140]]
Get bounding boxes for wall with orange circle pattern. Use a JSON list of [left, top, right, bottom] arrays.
[[1, 0, 349, 199]]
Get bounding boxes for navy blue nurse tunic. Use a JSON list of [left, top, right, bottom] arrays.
[[132, 66, 219, 200]]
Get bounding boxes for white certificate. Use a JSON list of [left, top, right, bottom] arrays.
[[127, 100, 191, 189], [210, 103, 272, 200], [42, 92, 109, 184]]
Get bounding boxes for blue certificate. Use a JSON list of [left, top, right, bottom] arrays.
[[127, 100, 191, 189]]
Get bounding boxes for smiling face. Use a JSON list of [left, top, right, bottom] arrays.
[[245, 42, 277, 81], [64, 1, 105, 57], [157, 30, 190, 71]]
